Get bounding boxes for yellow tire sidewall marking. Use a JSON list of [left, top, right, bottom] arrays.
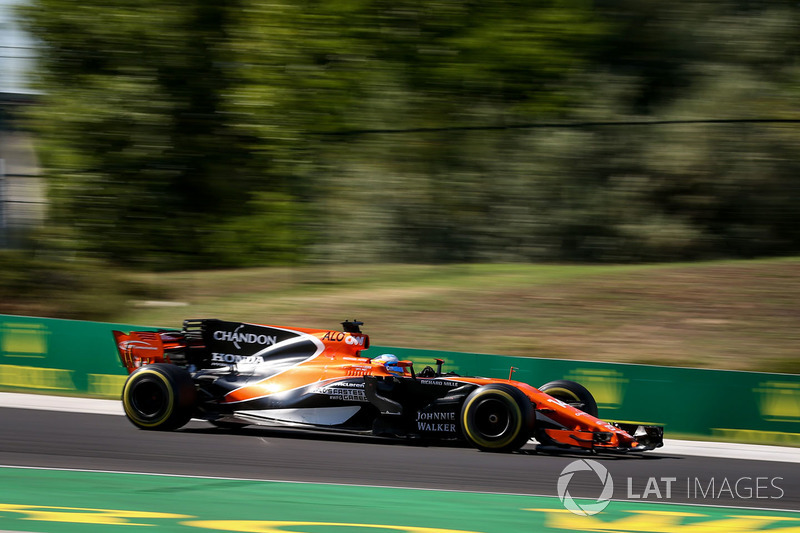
[[122, 368, 175, 428], [461, 389, 522, 449]]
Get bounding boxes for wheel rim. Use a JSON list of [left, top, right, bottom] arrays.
[[130, 379, 168, 419], [473, 398, 511, 438]]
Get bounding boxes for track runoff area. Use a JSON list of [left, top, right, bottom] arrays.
[[0, 393, 798, 533]]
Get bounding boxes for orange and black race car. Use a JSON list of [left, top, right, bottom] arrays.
[[113, 319, 663, 453]]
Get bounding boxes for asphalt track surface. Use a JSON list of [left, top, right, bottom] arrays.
[[1, 406, 798, 511]]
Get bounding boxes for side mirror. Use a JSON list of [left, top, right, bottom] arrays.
[[395, 360, 416, 379]]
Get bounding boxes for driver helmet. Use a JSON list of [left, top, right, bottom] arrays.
[[372, 353, 404, 375]]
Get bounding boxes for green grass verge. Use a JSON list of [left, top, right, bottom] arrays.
[[116, 258, 800, 374]]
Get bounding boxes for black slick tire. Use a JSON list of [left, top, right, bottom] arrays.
[[536, 379, 598, 446], [538, 379, 598, 416], [122, 363, 196, 431], [461, 383, 534, 453]]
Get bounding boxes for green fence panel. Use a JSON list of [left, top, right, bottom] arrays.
[[0, 314, 158, 397], [363, 345, 800, 445], [1, 314, 798, 444]]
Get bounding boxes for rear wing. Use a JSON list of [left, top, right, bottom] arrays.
[[114, 318, 370, 373], [112, 330, 186, 373]]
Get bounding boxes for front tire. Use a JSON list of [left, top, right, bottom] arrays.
[[122, 364, 196, 431], [536, 379, 597, 446], [461, 384, 534, 453], [538, 379, 598, 416]]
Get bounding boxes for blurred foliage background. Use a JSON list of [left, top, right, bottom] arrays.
[[2, 0, 800, 371], [12, 0, 800, 269]]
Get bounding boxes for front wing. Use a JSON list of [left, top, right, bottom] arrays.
[[536, 421, 664, 452]]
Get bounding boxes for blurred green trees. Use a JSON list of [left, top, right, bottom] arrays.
[[18, 0, 800, 268]]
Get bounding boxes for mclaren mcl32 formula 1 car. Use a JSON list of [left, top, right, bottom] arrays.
[[113, 319, 663, 453]]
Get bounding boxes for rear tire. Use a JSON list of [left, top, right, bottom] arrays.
[[461, 384, 534, 453], [122, 364, 196, 431]]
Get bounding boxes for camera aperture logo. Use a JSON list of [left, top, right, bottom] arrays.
[[556, 460, 785, 517], [557, 459, 614, 516]]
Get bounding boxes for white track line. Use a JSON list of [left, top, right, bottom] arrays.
[[0, 463, 798, 515], [659, 438, 799, 463], [0, 463, 795, 516], [0, 392, 123, 415], [1, 392, 797, 463]]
